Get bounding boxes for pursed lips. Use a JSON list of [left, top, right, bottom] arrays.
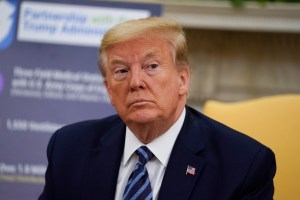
[[128, 99, 153, 107]]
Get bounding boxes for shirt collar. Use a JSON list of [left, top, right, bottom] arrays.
[[122, 108, 186, 167]]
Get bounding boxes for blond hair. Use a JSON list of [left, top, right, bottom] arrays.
[[98, 17, 189, 77]]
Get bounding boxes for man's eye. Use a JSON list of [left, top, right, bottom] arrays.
[[144, 63, 160, 75], [117, 69, 128, 74], [114, 66, 129, 74], [147, 64, 158, 70], [113, 68, 128, 81]]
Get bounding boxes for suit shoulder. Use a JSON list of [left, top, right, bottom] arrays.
[[186, 106, 275, 173], [59, 115, 122, 133], [186, 106, 271, 154], [50, 115, 123, 145]]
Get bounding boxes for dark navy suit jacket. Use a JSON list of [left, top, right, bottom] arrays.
[[39, 106, 276, 200]]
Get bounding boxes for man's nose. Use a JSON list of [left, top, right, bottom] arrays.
[[129, 67, 146, 91]]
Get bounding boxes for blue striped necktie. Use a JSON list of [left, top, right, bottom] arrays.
[[122, 146, 154, 200]]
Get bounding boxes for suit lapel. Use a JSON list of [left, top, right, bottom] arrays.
[[81, 121, 126, 200], [158, 107, 206, 200]]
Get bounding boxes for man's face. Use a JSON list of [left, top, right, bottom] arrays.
[[104, 35, 189, 128]]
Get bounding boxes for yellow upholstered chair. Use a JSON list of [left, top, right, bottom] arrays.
[[203, 94, 300, 200]]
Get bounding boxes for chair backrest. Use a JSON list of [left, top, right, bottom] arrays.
[[203, 94, 300, 200]]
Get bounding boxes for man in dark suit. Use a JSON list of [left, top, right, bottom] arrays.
[[39, 17, 276, 200]]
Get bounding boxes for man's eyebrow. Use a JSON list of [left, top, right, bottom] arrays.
[[109, 57, 126, 65], [108, 48, 160, 66], [143, 49, 159, 59]]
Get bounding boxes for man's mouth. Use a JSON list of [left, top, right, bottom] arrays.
[[129, 99, 152, 107]]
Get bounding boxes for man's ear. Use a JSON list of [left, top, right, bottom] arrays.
[[178, 66, 190, 96]]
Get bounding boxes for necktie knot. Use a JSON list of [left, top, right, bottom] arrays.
[[136, 146, 153, 166]]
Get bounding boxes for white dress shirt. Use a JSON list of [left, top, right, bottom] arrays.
[[114, 108, 186, 200]]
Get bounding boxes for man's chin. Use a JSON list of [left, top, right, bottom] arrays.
[[124, 109, 158, 124]]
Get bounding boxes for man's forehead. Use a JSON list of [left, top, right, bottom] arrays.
[[108, 47, 162, 63]]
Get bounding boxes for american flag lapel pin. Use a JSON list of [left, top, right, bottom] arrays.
[[186, 165, 196, 175]]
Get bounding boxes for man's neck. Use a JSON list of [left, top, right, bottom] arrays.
[[128, 105, 186, 144]]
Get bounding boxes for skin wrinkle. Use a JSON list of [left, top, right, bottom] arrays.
[[104, 35, 190, 143]]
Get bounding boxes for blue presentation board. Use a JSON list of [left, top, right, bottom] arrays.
[[0, 0, 162, 199]]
